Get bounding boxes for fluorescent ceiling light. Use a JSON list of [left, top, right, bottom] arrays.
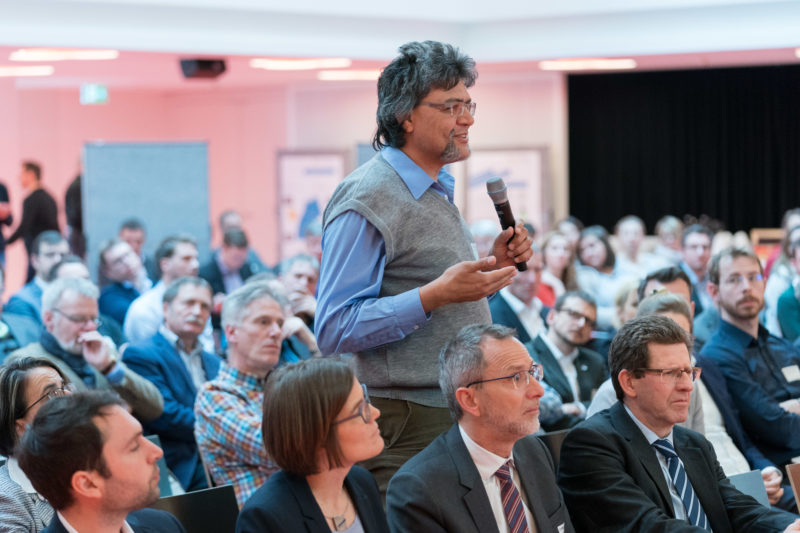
[[250, 58, 352, 71], [539, 58, 637, 71], [317, 69, 381, 81], [0, 65, 54, 77], [10, 49, 119, 61]]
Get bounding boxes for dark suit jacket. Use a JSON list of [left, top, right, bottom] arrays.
[[42, 508, 186, 533], [489, 295, 548, 344], [122, 332, 222, 489], [386, 424, 574, 533], [527, 335, 607, 430], [199, 254, 257, 296], [99, 282, 140, 325], [558, 402, 796, 532], [236, 465, 389, 533]]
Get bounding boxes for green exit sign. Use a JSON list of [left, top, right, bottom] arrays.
[[80, 84, 108, 105]]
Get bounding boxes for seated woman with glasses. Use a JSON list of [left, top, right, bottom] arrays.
[[0, 357, 73, 532], [236, 358, 389, 533]]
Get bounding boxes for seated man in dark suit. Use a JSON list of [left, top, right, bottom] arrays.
[[199, 228, 258, 329], [489, 244, 547, 343], [387, 323, 574, 533], [123, 276, 222, 491], [528, 290, 606, 430], [558, 315, 800, 532], [5, 230, 69, 322], [98, 238, 148, 325], [17, 390, 185, 533]]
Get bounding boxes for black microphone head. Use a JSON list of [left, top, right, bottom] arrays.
[[486, 177, 508, 204]]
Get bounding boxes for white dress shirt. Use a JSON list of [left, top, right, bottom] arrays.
[[499, 289, 545, 340]]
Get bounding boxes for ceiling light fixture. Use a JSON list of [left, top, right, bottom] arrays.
[[250, 58, 352, 71], [10, 49, 119, 61], [539, 58, 637, 71], [317, 69, 381, 81], [0, 65, 54, 77]]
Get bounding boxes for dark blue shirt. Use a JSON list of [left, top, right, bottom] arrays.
[[700, 319, 800, 464]]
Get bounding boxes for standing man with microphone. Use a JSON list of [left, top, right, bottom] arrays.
[[316, 40, 532, 494]]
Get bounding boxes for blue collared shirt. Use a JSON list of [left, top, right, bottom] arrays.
[[315, 147, 456, 355], [700, 319, 800, 455]]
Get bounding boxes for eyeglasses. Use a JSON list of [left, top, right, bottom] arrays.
[[466, 363, 544, 390], [52, 308, 102, 327], [421, 100, 477, 118], [21, 382, 74, 416], [559, 307, 596, 328], [721, 273, 764, 287], [333, 384, 372, 425], [636, 367, 702, 383]]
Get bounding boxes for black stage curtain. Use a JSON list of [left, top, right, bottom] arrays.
[[568, 65, 800, 233]]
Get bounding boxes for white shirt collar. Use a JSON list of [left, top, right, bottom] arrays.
[[56, 511, 134, 533], [7, 457, 38, 495], [499, 288, 542, 315], [458, 424, 513, 482]]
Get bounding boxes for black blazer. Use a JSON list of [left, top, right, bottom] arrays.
[[236, 466, 389, 533], [558, 402, 797, 532], [198, 254, 256, 296], [489, 294, 548, 344], [42, 508, 186, 533], [386, 424, 574, 533]]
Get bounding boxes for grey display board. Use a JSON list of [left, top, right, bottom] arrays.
[[82, 142, 210, 283]]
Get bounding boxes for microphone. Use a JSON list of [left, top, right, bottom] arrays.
[[486, 177, 527, 271]]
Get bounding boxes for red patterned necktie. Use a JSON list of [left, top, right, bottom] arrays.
[[495, 461, 530, 533]]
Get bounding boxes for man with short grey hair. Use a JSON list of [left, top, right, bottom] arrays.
[[316, 40, 532, 492], [9, 277, 162, 422], [194, 280, 283, 507], [387, 323, 573, 533]]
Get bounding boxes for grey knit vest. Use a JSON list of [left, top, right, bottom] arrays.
[[323, 153, 491, 407]]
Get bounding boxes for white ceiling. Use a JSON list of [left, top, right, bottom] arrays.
[[2, 0, 800, 90]]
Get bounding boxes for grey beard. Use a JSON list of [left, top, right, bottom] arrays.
[[440, 130, 468, 163]]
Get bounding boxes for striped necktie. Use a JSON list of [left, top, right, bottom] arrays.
[[652, 439, 711, 531], [495, 461, 530, 533]]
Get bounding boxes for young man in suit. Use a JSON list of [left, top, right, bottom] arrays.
[[558, 315, 800, 532], [489, 244, 546, 343], [17, 390, 185, 533], [528, 290, 607, 430], [123, 276, 222, 491], [387, 323, 573, 533]]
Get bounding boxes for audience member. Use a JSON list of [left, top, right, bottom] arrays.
[[778, 232, 800, 341], [679, 223, 715, 317], [98, 238, 147, 325], [765, 208, 800, 277], [490, 244, 546, 343], [0, 179, 12, 267], [124, 234, 213, 352], [701, 247, 800, 468], [47, 255, 127, 347], [279, 254, 319, 327], [17, 390, 185, 533], [537, 230, 577, 308], [264, 279, 320, 365], [5, 231, 69, 323], [315, 40, 531, 492], [558, 315, 800, 532], [0, 357, 71, 531], [64, 173, 84, 259], [194, 281, 283, 507], [615, 278, 640, 327], [556, 216, 583, 254], [119, 217, 158, 284], [469, 219, 500, 259], [386, 324, 574, 532], [123, 276, 222, 491], [200, 228, 258, 328], [236, 358, 389, 533], [6, 161, 59, 282], [767, 224, 800, 337], [8, 277, 162, 422], [614, 215, 665, 276], [527, 291, 606, 430], [652, 215, 684, 266], [0, 265, 44, 364], [217, 209, 266, 272]]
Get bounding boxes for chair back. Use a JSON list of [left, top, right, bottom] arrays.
[[150, 484, 239, 533], [537, 429, 569, 470]]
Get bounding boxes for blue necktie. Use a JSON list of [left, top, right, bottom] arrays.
[[652, 439, 711, 531]]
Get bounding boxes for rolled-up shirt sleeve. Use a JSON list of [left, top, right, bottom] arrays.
[[315, 210, 430, 355]]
